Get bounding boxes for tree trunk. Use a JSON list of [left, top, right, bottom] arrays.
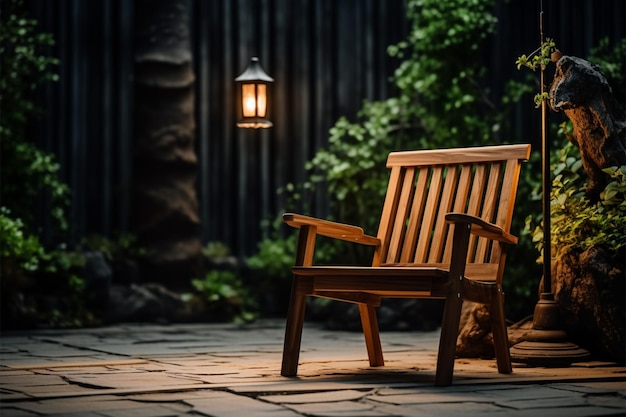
[[132, 0, 201, 289]]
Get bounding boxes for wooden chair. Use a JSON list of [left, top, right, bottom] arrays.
[[280, 144, 531, 386]]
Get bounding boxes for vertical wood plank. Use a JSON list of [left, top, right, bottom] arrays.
[[414, 167, 443, 263], [400, 167, 429, 263], [428, 166, 459, 263]]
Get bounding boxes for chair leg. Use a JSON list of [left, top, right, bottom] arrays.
[[281, 278, 308, 377], [435, 293, 463, 386], [359, 303, 384, 367], [489, 287, 512, 374]]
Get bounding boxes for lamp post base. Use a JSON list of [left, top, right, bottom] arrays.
[[510, 293, 590, 366]]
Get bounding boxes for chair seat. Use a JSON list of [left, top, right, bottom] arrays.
[[293, 266, 448, 297]]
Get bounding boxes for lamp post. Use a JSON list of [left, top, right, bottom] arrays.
[[235, 57, 274, 129], [509, 5, 589, 365]]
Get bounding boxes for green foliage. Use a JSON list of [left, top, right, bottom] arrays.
[[390, 0, 498, 145], [515, 38, 557, 107], [0, 1, 93, 329], [203, 241, 231, 258], [0, 208, 92, 328], [0, 209, 85, 280], [515, 38, 556, 71], [79, 233, 145, 263], [0, 0, 59, 142], [2, 143, 70, 233], [304, 100, 412, 234], [0, 0, 69, 235], [247, 234, 297, 282], [247, 216, 338, 282], [191, 270, 257, 323], [0, 208, 49, 274], [528, 143, 626, 262]]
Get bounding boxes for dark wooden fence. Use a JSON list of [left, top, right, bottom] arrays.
[[28, 0, 625, 257]]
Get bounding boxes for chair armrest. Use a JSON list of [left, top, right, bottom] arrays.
[[283, 213, 380, 246], [445, 213, 518, 245]]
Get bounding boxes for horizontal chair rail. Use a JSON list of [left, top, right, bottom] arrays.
[[386, 144, 531, 167]]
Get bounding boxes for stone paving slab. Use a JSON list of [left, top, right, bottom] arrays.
[[0, 320, 624, 416]]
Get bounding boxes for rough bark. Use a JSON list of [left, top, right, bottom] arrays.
[[133, 0, 201, 289], [549, 246, 625, 362], [549, 55, 626, 201]]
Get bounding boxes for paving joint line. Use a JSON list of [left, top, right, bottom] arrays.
[[4, 371, 616, 403]]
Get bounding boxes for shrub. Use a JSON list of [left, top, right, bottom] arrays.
[[0, 0, 68, 235], [191, 270, 257, 323], [528, 142, 626, 262]]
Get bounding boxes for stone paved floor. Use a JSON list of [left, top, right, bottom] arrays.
[[0, 319, 624, 417]]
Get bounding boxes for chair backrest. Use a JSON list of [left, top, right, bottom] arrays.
[[373, 144, 531, 284]]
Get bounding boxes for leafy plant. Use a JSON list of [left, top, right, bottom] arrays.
[[528, 143, 626, 262], [203, 241, 231, 258], [0, 0, 95, 329], [515, 38, 558, 107], [79, 233, 145, 263], [0, 0, 69, 236], [0, 207, 92, 328], [191, 270, 257, 323], [515, 38, 557, 71], [247, 232, 298, 282], [0, 208, 50, 277]]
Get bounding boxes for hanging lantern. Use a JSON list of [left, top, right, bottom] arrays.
[[235, 57, 274, 128]]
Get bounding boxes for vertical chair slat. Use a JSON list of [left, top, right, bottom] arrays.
[[400, 167, 429, 263], [442, 165, 473, 263], [491, 158, 524, 266], [475, 163, 503, 262], [414, 167, 444, 263], [465, 164, 488, 262], [387, 167, 416, 263], [428, 166, 459, 263], [373, 166, 404, 266]]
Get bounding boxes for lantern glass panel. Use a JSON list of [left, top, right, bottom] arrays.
[[242, 84, 257, 117], [257, 84, 267, 117]]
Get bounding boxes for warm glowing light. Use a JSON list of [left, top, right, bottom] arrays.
[[242, 84, 256, 117], [256, 84, 267, 117]]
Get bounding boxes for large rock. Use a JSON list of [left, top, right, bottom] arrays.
[[104, 283, 190, 323], [550, 246, 625, 362], [550, 55, 626, 200], [455, 302, 494, 357]]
